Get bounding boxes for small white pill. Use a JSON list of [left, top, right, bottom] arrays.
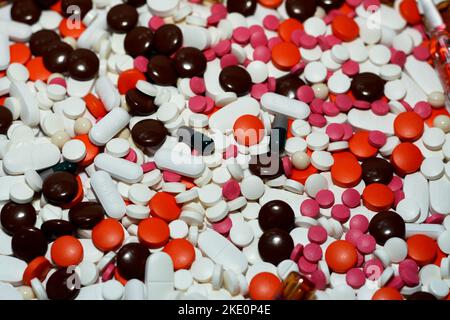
[[62, 139, 87, 163]]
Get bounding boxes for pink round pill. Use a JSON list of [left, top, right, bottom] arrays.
[[394, 190, 405, 207], [356, 234, 376, 254], [223, 144, 238, 159], [212, 216, 232, 235], [322, 101, 340, 116], [263, 15, 280, 31], [290, 244, 304, 262], [308, 113, 327, 128], [290, 61, 306, 75], [387, 175, 403, 192], [133, 56, 149, 73], [368, 130, 387, 148], [355, 251, 364, 267], [232, 27, 251, 44], [400, 100, 413, 112], [386, 275, 405, 290], [162, 171, 181, 182], [309, 270, 327, 290], [282, 156, 293, 177], [148, 16, 164, 31], [303, 243, 323, 263], [310, 98, 325, 112], [253, 45, 271, 63], [222, 179, 241, 201], [346, 0, 362, 6], [207, 13, 224, 26], [190, 77, 206, 95], [425, 213, 445, 224], [391, 50, 407, 67], [317, 35, 330, 51], [342, 60, 359, 76], [335, 94, 353, 112], [307, 225, 328, 244], [203, 48, 216, 61], [267, 77, 276, 92], [412, 46, 430, 61], [298, 256, 318, 274], [267, 36, 283, 50], [124, 148, 137, 163], [296, 85, 315, 103], [101, 263, 115, 282], [353, 100, 371, 110], [398, 259, 419, 287], [331, 204, 351, 222], [300, 199, 320, 218], [341, 189, 361, 209], [341, 123, 354, 141], [251, 83, 269, 100], [349, 214, 369, 233], [188, 95, 207, 113], [315, 189, 335, 208], [250, 32, 268, 48], [363, 259, 384, 280], [220, 54, 239, 68], [325, 34, 342, 47], [371, 100, 390, 116], [214, 40, 231, 57], [346, 268, 366, 289], [204, 96, 215, 114], [326, 123, 345, 141], [299, 34, 317, 49], [413, 101, 432, 119], [141, 161, 156, 173], [249, 24, 264, 34], [48, 77, 67, 88], [211, 3, 227, 15], [345, 228, 363, 246], [363, 0, 380, 10]]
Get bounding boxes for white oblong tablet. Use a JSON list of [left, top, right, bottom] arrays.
[[94, 153, 143, 184], [0, 255, 27, 284], [3, 143, 61, 175], [154, 147, 205, 178], [347, 109, 395, 136], [261, 92, 310, 120], [90, 170, 126, 219]]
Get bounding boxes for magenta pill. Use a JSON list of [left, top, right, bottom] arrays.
[[211, 3, 227, 15], [222, 179, 241, 201], [253, 45, 271, 63], [148, 16, 164, 31], [341, 189, 361, 209], [362, 0, 380, 10], [204, 96, 215, 114], [141, 161, 156, 173], [188, 95, 207, 113], [335, 94, 353, 112], [212, 216, 232, 235], [355, 251, 364, 267], [267, 76, 276, 92], [251, 83, 269, 100], [394, 190, 405, 207], [331, 204, 350, 222], [341, 123, 354, 140], [303, 243, 323, 263], [214, 39, 231, 57], [317, 35, 330, 51], [250, 32, 268, 48], [363, 259, 384, 280], [346, 0, 362, 6], [133, 56, 149, 73], [162, 170, 181, 182], [298, 256, 318, 274], [345, 228, 363, 246], [353, 100, 371, 110], [290, 29, 304, 47], [325, 34, 342, 47], [263, 14, 280, 31], [220, 54, 239, 68], [391, 50, 407, 67], [414, 101, 432, 119], [282, 156, 293, 177], [346, 268, 365, 289], [386, 275, 405, 290], [308, 113, 327, 128], [387, 176, 403, 192], [356, 234, 376, 254], [190, 77, 206, 95], [48, 77, 67, 88], [296, 85, 315, 103], [371, 100, 390, 115], [290, 61, 306, 75], [309, 270, 327, 290], [322, 101, 340, 116], [307, 225, 328, 244], [267, 36, 283, 50], [124, 148, 137, 163], [300, 199, 320, 218], [207, 13, 224, 26], [299, 34, 317, 49], [425, 213, 445, 224], [412, 46, 430, 61], [368, 130, 387, 148], [223, 144, 238, 159], [342, 60, 359, 76], [101, 263, 115, 282], [310, 99, 324, 114], [399, 259, 420, 287], [232, 27, 251, 44], [315, 189, 335, 208], [203, 48, 216, 61], [400, 100, 413, 112], [349, 214, 369, 233], [290, 244, 304, 262], [326, 123, 345, 141]]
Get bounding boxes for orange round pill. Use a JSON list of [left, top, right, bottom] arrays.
[[163, 239, 195, 270], [331, 15, 359, 42], [73, 134, 100, 167], [51, 235, 84, 267], [258, 0, 283, 8], [399, 0, 421, 25], [249, 272, 283, 300], [362, 183, 394, 212], [325, 240, 358, 273], [391, 142, 423, 175], [83, 93, 107, 118], [233, 115, 265, 146], [149, 192, 181, 222], [271, 41, 301, 70], [331, 152, 362, 188], [117, 69, 146, 95], [278, 18, 303, 42], [138, 217, 170, 249], [394, 111, 424, 141], [348, 131, 378, 159], [10, 43, 31, 65], [372, 287, 403, 300], [22, 256, 52, 286], [92, 219, 125, 252], [59, 18, 86, 39], [407, 234, 437, 266], [26, 57, 51, 81]]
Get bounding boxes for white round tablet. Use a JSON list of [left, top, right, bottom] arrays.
[[191, 257, 214, 283], [62, 139, 87, 163], [128, 183, 153, 205], [198, 184, 222, 207], [229, 221, 254, 247], [429, 279, 449, 299], [102, 280, 124, 300], [305, 173, 328, 198], [246, 61, 268, 84], [327, 73, 351, 94], [420, 157, 444, 180], [9, 182, 34, 204], [306, 132, 330, 151], [396, 198, 420, 222], [169, 220, 189, 239], [174, 269, 193, 291], [105, 138, 130, 158], [62, 97, 86, 119], [384, 80, 406, 101], [285, 137, 307, 155], [304, 61, 327, 83], [422, 127, 446, 151], [241, 175, 265, 200], [304, 17, 327, 37], [368, 44, 391, 66], [311, 151, 334, 171], [383, 237, 408, 263], [437, 230, 450, 254]]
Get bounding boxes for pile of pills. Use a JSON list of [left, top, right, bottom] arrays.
[[0, 0, 449, 300]]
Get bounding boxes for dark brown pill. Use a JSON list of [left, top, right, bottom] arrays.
[[285, 0, 318, 21], [41, 219, 76, 242], [249, 153, 284, 180], [12, 227, 48, 262], [125, 88, 157, 116], [107, 4, 138, 33], [116, 242, 150, 281], [173, 47, 207, 78], [407, 291, 437, 300], [152, 24, 183, 55], [69, 201, 105, 229], [317, 0, 345, 11], [351, 72, 385, 102], [147, 55, 178, 86], [34, 0, 59, 9], [131, 119, 168, 151], [276, 73, 305, 99], [124, 26, 154, 58], [124, 0, 146, 7], [219, 65, 252, 97], [42, 171, 78, 205], [369, 211, 405, 245], [258, 228, 294, 265], [0, 202, 36, 235], [43, 41, 74, 73], [0, 107, 13, 135], [29, 30, 60, 57], [259, 200, 295, 232], [11, 0, 41, 25], [227, 0, 257, 16], [67, 48, 99, 81], [361, 157, 394, 185], [61, 0, 92, 18], [46, 268, 80, 300]]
